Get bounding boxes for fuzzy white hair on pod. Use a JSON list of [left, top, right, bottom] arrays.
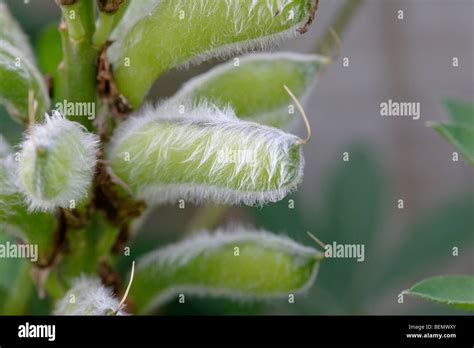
[[139, 226, 318, 269], [54, 276, 127, 315], [109, 100, 305, 206], [17, 111, 99, 211], [132, 226, 322, 312], [109, 0, 314, 69]]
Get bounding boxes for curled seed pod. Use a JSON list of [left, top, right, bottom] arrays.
[[18, 112, 99, 211], [131, 227, 323, 313], [54, 277, 127, 315], [109, 101, 305, 206], [110, 0, 319, 107], [174, 52, 330, 129]]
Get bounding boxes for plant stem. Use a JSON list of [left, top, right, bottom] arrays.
[[185, 204, 230, 235], [93, 12, 116, 48], [314, 0, 364, 54], [93, 0, 129, 47], [57, 0, 97, 130]]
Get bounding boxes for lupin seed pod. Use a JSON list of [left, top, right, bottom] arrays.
[[109, 0, 319, 107], [174, 52, 330, 129], [18, 112, 99, 211], [54, 277, 127, 315], [131, 227, 323, 313], [109, 101, 305, 206]]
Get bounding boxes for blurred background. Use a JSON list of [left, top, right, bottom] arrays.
[[1, 0, 473, 315]]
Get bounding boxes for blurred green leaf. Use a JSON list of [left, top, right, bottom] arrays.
[[249, 144, 386, 314], [315, 145, 385, 312], [374, 193, 474, 296], [247, 193, 306, 238], [0, 234, 33, 314], [404, 275, 474, 311], [443, 98, 474, 126], [35, 23, 62, 101], [0, 156, 57, 263], [0, 41, 50, 123], [430, 122, 474, 165], [0, 1, 35, 60]]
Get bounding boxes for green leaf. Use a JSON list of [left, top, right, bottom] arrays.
[[374, 193, 474, 299], [443, 98, 474, 126], [429, 122, 474, 165], [0, 234, 34, 315], [404, 275, 474, 311], [174, 52, 329, 128], [130, 227, 323, 313], [0, 1, 35, 60], [0, 41, 50, 123], [309, 145, 385, 313], [109, 101, 304, 206], [110, 0, 319, 107], [35, 23, 62, 101]]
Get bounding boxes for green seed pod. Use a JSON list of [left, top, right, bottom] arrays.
[[18, 112, 99, 211], [54, 277, 127, 315], [109, 101, 305, 206], [110, 0, 319, 107], [0, 41, 50, 123], [174, 52, 330, 128], [131, 227, 323, 313]]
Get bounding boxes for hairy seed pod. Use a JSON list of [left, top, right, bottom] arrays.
[[18, 112, 99, 211], [131, 227, 323, 313], [110, 0, 319, 107], [109, 101, 305, 206], [174, 52, 330, 128], [54, 277, 126, 315]]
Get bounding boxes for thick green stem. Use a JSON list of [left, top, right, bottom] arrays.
[[93, 0, 129, 47], [185, 204, 230, 235], [314, 0, 364, 54], [57, 0, 97, 130]]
